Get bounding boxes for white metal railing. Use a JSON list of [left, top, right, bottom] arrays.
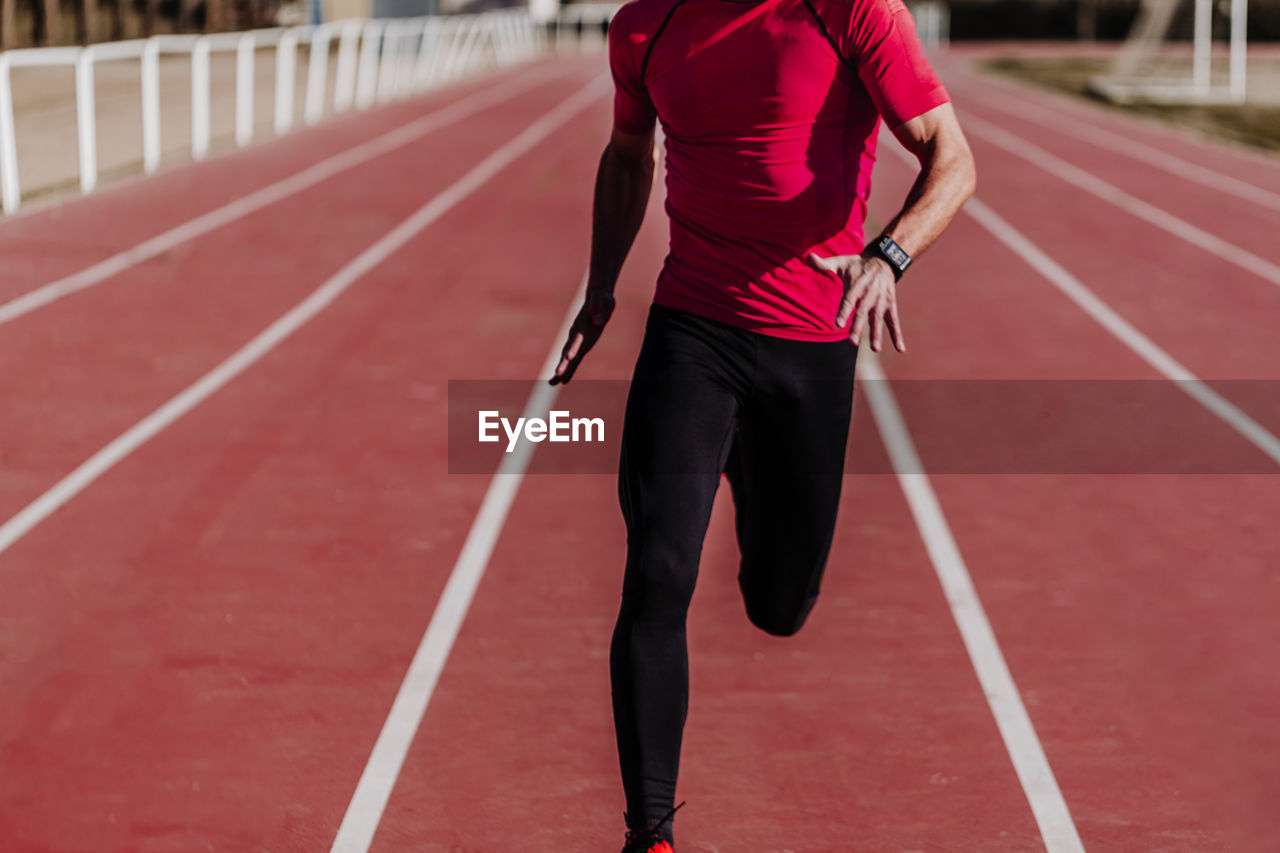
[[0, 10, 550, 216]]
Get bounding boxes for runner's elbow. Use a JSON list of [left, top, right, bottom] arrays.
[[938, 138, 977, 203], [959, 150, 977, 200], [602, 144, 655, 190], [608, 126, 656, 167]]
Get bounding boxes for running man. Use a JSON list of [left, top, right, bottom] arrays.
[[549, 0, 976, 848]]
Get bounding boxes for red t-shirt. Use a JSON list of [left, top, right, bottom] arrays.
[[609, 0, 949, 341]]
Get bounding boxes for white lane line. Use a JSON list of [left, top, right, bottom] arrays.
[[0, 63, 571, 328], [961, 196, 1280, 466], [963, 89, 1280, 214], [961, 68, 1280, 171], [0, 76, 609, 562], [959, 112, 1280, 290], [329, 128, 676, 853], [858, 353, 1087, 853], [327, 274, 587, 853], [878, 141, 1280, 467]]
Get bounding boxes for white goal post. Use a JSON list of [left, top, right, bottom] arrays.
[[1091, 0, 1248, 105]]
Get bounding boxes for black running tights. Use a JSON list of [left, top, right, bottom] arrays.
[[610, 305, 858, 842]]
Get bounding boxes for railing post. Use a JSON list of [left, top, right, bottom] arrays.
[[500, 12, 513, 64], [304, 23, 331, 126], [507, 14, 518, 62], [396, 19, 424, 98], [463, 16, 486, 75], [1192, 0, 1211, 96], [506, 12, 521, 64], [491, 12, 508, 66], [439, 17, 462, 82], [516, 11, 530, 60], [459, 17, 480, 81], [355, 19, 383, 110], [414, 17, 444, 91], [333, 19, 361, 113], [75, 47, 98, 194], [141, 37, 161, 173], [235, 33, 255, 146], [275, 28, 299, 135], [1229, 0, 1247, 103], [377, 21, 405, 103], [0, 55, 20, 215], [191, 36, 211, 160], [479, 16, 497, 71], [441, 16, 479, 84]]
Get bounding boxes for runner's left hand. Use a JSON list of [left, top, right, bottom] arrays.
[[804, 252, 906, 353]]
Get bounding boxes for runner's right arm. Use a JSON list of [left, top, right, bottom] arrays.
[[550, 126, 656, 386], [588, 127, 656, 301], [551, 0, 660, 386]]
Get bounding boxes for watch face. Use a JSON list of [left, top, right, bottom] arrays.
[[879, 237, 909, 268]]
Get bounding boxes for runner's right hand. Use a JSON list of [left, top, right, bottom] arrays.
[[550, 290, 616, 385]]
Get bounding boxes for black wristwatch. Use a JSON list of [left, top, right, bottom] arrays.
[[872, 235, 911, 281]]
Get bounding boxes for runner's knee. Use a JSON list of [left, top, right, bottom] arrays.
[[742, 591, 818, 637], [737, 552, 826, 637], [621, 535, 702, 624]]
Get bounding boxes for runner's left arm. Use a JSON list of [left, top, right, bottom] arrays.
[[876, 103, 975, 264], [805, 0, 976, 353]]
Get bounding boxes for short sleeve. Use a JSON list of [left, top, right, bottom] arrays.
[[846, 0, 950, 128], [609, 8, 659, 134]]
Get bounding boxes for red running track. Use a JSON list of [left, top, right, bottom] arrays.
[[0, 48, 1277, 853]]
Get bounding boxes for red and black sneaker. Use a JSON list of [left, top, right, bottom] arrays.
[[621, 837, 672, 853], [620, 802, 684, 853]]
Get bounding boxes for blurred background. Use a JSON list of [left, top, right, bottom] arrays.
[[0, 0, 566, 47], [3, 0, 1279, 46], [0, 0, 1275, 214]]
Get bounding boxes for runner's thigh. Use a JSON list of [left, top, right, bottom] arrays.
[[618, 307, 751, 599], [730, 337, 856, 635]]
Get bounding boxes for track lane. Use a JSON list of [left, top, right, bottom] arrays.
[[867, 130, 1280, 852]]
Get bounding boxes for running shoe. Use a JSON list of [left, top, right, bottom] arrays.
[[621, 837, 672, 853], [620, 803, 683, 853]]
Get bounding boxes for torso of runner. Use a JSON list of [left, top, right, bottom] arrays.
[[609, 0, 949, 341]]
